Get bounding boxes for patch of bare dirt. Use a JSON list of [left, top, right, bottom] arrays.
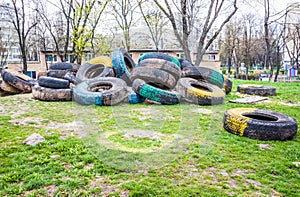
[[192, 108, 212, 114], [123, 130, 163, 140], [9, 117, 44, 127], [44, 185, 58, 196], [134, 108, 161, 115]]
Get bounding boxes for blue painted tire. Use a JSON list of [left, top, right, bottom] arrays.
[[132, 79, 180, 105], [111, 48, 135, 86], [127, 87, 145, 104], [73, 77, 128, 106], [138, 52, 180, 67]]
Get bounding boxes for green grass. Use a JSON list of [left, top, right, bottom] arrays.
[[0, 80, 299, 196]]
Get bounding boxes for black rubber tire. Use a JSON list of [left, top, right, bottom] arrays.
[[75, 63, 109, 84], [1, 69, 35, 93], [176, 77, 225, 105], [223, 76, 232, 94], [132, 79, 180, 105], [47, 70, 69, 79], [38, 76, 70, 89], [63, 71, 77, 84], [73, 77, 128, 106], [137, 58, 181, 82], [49, 62, 80, 71], [32, 84, 72, 101], [178, 58, 194, 70], [138, 52, 180, 67], [223, 108, 298, 140], [181, 66, 224, 88], [237, 84, 276, 96], [130, 66, 177, 89]]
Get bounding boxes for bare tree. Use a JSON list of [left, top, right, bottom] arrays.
[[5, 0, 39, 73], [221, 21, 241, 77], [153, 0, 238, 65], [110, 0, 139, 51], [138, 0, 168, 51], [284, 22, 300, 72]]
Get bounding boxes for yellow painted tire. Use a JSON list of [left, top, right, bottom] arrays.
[[88, 56, 113, 67], [176, 77, 225, 105], [223, 108, 298, 140]]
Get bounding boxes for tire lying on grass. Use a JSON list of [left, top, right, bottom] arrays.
[[138, 52, 181, 67], [223, 108, 298, 140], [138, 58, 181, 82], [73, 77, 128, 106], [176, 77, 225, 105], [130, 66, 177, 89], [132, 78, 180, 105], [181, 66, 224, 88], [32, 84, 72, 101], [237, 84, 276, 96], [1, 69, 35, 93], [38, 76, 70, 89]]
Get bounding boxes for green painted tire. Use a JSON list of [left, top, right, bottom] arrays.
[[138, 52, 180, 67], [223, 108, 298, 140], [181, 66, 224, 88], [132, 79, 180, 105], [176, 77, 225, 105]]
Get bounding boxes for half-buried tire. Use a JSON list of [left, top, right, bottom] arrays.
[[32, 84, 72, 101], [176, 77, 225, 105], [223, 108, 298, 140], [73, 77, 128, 106], [237, 84, 276, 96], [132, 79, 180, 105]]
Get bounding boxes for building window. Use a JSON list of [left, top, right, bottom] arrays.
[[176, 53, 185, 59], [46, 54, 57, 62], [27, 71, 36, 79], [208, 55, 216, 61]]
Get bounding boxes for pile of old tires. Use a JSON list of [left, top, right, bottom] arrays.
[[0, 49, 232, 106], [72, 49, 229, 106], [32, 63, 79, 101], [0, 69, 35, 96]]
